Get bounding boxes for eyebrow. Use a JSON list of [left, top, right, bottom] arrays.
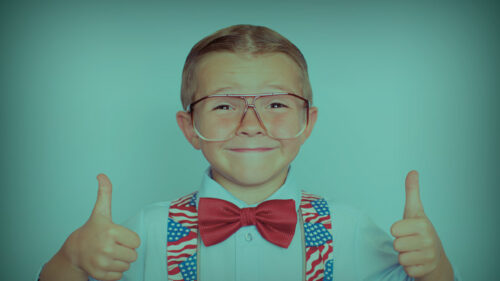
[[207, 85, 295, 95]]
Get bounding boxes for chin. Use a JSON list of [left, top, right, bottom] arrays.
[[233, 173, 273, 187], [224, 162, 287, 186]]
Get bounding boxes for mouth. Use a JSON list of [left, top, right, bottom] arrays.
[[227, 147, 277, 153]]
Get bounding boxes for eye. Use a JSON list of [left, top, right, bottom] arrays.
[[270, 102, 288, 109], [213, 104, 232, 111]]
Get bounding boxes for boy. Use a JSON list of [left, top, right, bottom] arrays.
[[39, 24, 461, 281]]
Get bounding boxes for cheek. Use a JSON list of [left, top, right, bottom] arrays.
[[199, 142, 248, 172], [200, 142, 222, 163], [280, 140, 302, 157]]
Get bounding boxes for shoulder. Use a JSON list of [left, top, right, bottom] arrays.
[[324, 199, 366, 239], [315, 195, 366, 227], [119, 201, 172, 233], [316, 196, 388, 246], [122, 190, 200, 229], [320, 198, 400, 280], [141, 201, 172, 218], [329, 201, 364, 222]]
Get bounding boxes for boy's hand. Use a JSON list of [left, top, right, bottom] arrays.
[[60, 174, 141, 281], [390, 170, 451, 280]]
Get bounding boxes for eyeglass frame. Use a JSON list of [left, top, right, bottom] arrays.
[[186, 92, 311, 141]]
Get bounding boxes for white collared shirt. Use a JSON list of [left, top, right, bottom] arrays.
[[39, 166, 462, 281]]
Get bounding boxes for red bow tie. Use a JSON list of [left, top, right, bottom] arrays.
[[198, 198, 297, 248]]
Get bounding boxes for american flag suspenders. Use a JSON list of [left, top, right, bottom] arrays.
[[166, 191, 334, 281]]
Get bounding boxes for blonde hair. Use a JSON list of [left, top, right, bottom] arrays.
[[180, 24, 313, 110]]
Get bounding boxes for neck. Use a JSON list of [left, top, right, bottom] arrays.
[[211, 167, 289, 205]]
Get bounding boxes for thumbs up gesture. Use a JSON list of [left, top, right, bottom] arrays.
[[60, 174, 141, 281], [390, 170, 452, 280]]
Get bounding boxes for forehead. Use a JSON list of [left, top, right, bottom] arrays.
[[194, 52, 303, 99]]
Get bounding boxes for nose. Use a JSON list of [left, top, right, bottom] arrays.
[[235, 105, 266, 137]]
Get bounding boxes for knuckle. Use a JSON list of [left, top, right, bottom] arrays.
[[422, 237, 433, 248], [84, 264, 99, 278], [426, 220, 434, 231], [422, 221, 431, 233], [393, 239, 399, 251], [409, 265, 427, 277], [394, 238, 403, 251], [398, 253, 406, 266], [107, 226, 118, 238], [93, 269, 111, 281], [113, 272, 123, 281], [126, 230, 141, 248], [102, 244, 114, 255], [426, 250, 436, 261], [429, 260, 439, 272], [405, 266, 417, 277], [96, 256, 110, 269], [390, 223, 399, 236], [135, 234, 142, 247], [101, 272, 120, 281], [416, 220, 427, 233], [390, 226, 396, 236]]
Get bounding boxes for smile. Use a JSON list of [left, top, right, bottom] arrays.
[[227, 147, 277, 153]]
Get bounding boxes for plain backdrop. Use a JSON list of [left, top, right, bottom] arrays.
[[1, 1, 498, 280]]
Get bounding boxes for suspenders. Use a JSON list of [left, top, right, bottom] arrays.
[[167, 191, 334, 281], [300, 192, 334, 281]]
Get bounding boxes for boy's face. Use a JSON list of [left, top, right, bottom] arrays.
[[177, 51, 317, 189]]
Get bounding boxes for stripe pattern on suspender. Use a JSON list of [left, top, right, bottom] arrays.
[[166, 191, 334, 281]]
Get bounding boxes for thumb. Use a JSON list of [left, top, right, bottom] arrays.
[[92, 173, 113, 220], [403, 170, 425, 219]]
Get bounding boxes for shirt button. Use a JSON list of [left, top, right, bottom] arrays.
[[245, 232, 253, 241]]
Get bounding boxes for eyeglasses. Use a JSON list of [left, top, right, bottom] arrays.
[[187, 92, 310, 141]]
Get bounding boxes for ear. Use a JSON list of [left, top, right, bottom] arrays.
[[176, 111, 201, 150], [299, 106, 318, 145]]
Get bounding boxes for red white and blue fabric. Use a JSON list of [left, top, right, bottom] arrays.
[[301, 192, 334, 281], [167, 192, 199, 281], [166, 190, 334, 281]]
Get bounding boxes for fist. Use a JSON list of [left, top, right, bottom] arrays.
[[61, 174, 141, 281], [390, 170, 444, 278]]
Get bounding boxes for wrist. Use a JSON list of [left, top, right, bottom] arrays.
[[59, 229, 86, 274], [416, 253, 454, 281], [39, 247, 88, 281], [56, 248, 87, 276]]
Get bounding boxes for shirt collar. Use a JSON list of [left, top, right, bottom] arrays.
[[196, 165, 302, 211]]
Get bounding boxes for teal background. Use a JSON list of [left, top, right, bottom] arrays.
[[1, 1, 498, 280]]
